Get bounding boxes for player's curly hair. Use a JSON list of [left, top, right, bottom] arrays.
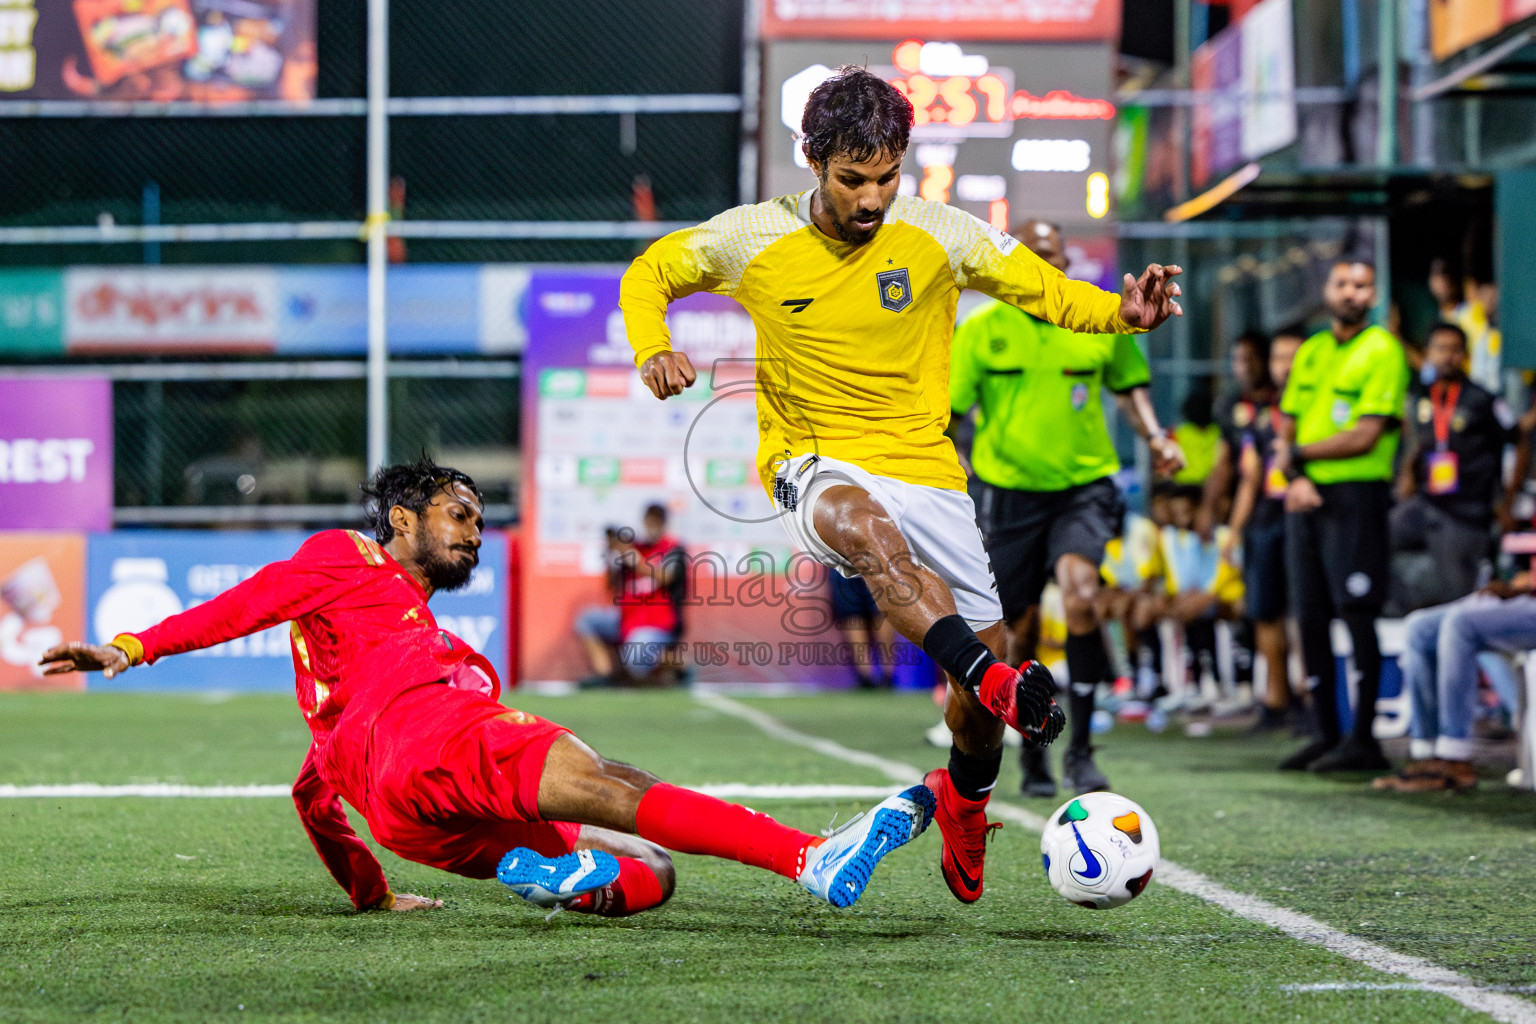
[[801, 65, 913, 169], [360, 454, 482, 544]]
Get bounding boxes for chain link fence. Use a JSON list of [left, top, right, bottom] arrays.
[[0, 0, 746, 265], [112, 367, 519, 521], [2, 0, 744, 522]]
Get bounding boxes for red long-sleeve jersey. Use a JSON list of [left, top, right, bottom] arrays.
[[128, 528, 501, 909]]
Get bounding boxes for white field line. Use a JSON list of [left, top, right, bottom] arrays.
[[1285, 983, 1536, 995], [697, 692, 1536, 1024], [0, 784, 293, 798], [0, 781, 904, 801], [692, 691, 925, 784]]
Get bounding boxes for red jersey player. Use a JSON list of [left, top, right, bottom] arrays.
[[40, 458, 933, 916]]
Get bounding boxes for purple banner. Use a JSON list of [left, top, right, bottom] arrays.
[[0, 377, 113, 531], [1191, 26, 1243, 186]]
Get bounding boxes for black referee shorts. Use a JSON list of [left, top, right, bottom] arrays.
[[1285, 480, 1391, 620], [975, 476, 1124, 622]]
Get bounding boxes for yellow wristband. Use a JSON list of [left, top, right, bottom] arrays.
[[108, 634, 144, 667]]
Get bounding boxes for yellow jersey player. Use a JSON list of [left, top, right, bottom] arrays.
[[620, 66, 1183, 904]]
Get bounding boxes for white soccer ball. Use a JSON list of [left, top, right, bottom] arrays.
[[1039, 792, 1160, 909]]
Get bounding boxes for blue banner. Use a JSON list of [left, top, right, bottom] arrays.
[[276, 266, 482, 355], [87, 530, 508, 692]]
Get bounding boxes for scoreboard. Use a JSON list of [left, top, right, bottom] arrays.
[[763, 39, 1117, 232]]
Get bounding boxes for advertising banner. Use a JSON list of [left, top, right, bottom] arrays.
[[0, 377, 113, 531], [1239, 0, 1297, 161], [275, 265, 482, 355], [1185, 0, 1295, 187], [1432, 0, 1504, 58], [19, 264, 528, 355], [0, 0, 317, 104], [64, 266, 280, 353], [1190, 28, 1243, 187], [762, 0, 1121, 42], [0, 533, 86, 690], [87, 529, 508, 691], [520, 270, 850, 686], [0, 269, 65, 356]]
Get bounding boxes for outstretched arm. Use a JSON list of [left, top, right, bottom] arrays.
[[292, 746, 440, 912], [39, 534, 358, 676], [959, 220, 1182, 335]]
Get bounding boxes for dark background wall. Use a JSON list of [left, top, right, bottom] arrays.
[[0, 0, 747, 266]]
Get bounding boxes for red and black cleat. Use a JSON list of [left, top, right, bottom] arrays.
[[924, 767, 1002, 904], [977, 660, 1065, 746]]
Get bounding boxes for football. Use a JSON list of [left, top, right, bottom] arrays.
[[1040, 792, 1161, 909]]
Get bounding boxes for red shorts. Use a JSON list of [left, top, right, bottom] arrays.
[[360, 683, 579, 878]]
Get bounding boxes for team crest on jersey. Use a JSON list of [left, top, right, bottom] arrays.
[[1071, 382, 1090, 410], [876, 268, 912, 312]]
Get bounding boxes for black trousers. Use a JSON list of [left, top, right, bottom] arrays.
[[1286, 481, 1391, 743]]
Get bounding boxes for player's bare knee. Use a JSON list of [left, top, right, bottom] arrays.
[[596, 757, 664, 792], [645, 847, 677, 902]]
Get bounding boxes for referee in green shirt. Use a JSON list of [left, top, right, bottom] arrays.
[[950, 220, 1185, 797], [1273, 258, 1409, 773]]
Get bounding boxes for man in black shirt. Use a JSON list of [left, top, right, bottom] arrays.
[[1202, 332, 1275, 535], [1227, 329, 1306, 731], [1392, 323, 1516, 607]]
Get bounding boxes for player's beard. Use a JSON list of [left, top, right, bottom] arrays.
[[817, 180, 883, 244], [1328, 299, 1370, 326], [415, 525, 478, 593]]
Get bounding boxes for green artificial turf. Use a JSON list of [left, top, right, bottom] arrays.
[[0, 690, 1529, 1023]]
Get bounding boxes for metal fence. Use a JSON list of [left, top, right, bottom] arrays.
[[0, 0, 747, 526], [0, 0, 748, 266], [10, 360, 519, 524]]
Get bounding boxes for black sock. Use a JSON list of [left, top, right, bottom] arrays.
[[1343, 611, 1382, 743], [948, 743, 1004, 801], [1065, 631, 1108, 752], [1231, 619, 1255, 685], [922, 614, 998, 692], [1297, 614, 1340, 743]]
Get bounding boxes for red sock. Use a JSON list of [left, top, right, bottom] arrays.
[[635, 783, 815, 880], [566, 857, 666, 917]]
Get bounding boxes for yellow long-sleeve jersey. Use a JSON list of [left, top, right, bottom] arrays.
[[620, 191, 1140, 494]]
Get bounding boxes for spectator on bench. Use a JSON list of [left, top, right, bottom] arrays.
[[1374, 572, 1536, 792], [1391, 323, 1518, 609]]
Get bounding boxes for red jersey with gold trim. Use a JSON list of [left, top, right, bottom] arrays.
[[131, 528, 498, 746]]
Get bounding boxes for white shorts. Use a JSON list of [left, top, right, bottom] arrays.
[[770, 453, 1003, 631]]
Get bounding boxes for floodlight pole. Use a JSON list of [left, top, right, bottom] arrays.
[[365, 0, 390, 474]]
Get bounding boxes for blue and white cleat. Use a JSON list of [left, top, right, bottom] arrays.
[[797, 784, 936, 908], [496, 847, 621, 908]]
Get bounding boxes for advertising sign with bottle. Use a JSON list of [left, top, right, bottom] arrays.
[[87, 529, 508, 691], [0, 533, 86, 690]]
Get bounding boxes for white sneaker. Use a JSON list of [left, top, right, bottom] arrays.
[[797, 784, 935, 907]]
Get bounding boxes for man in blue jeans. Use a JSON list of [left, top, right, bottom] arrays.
[[1375, 576, 1536, 791]]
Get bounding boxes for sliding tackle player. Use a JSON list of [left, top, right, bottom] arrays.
[[41, 457, 933, 916]]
